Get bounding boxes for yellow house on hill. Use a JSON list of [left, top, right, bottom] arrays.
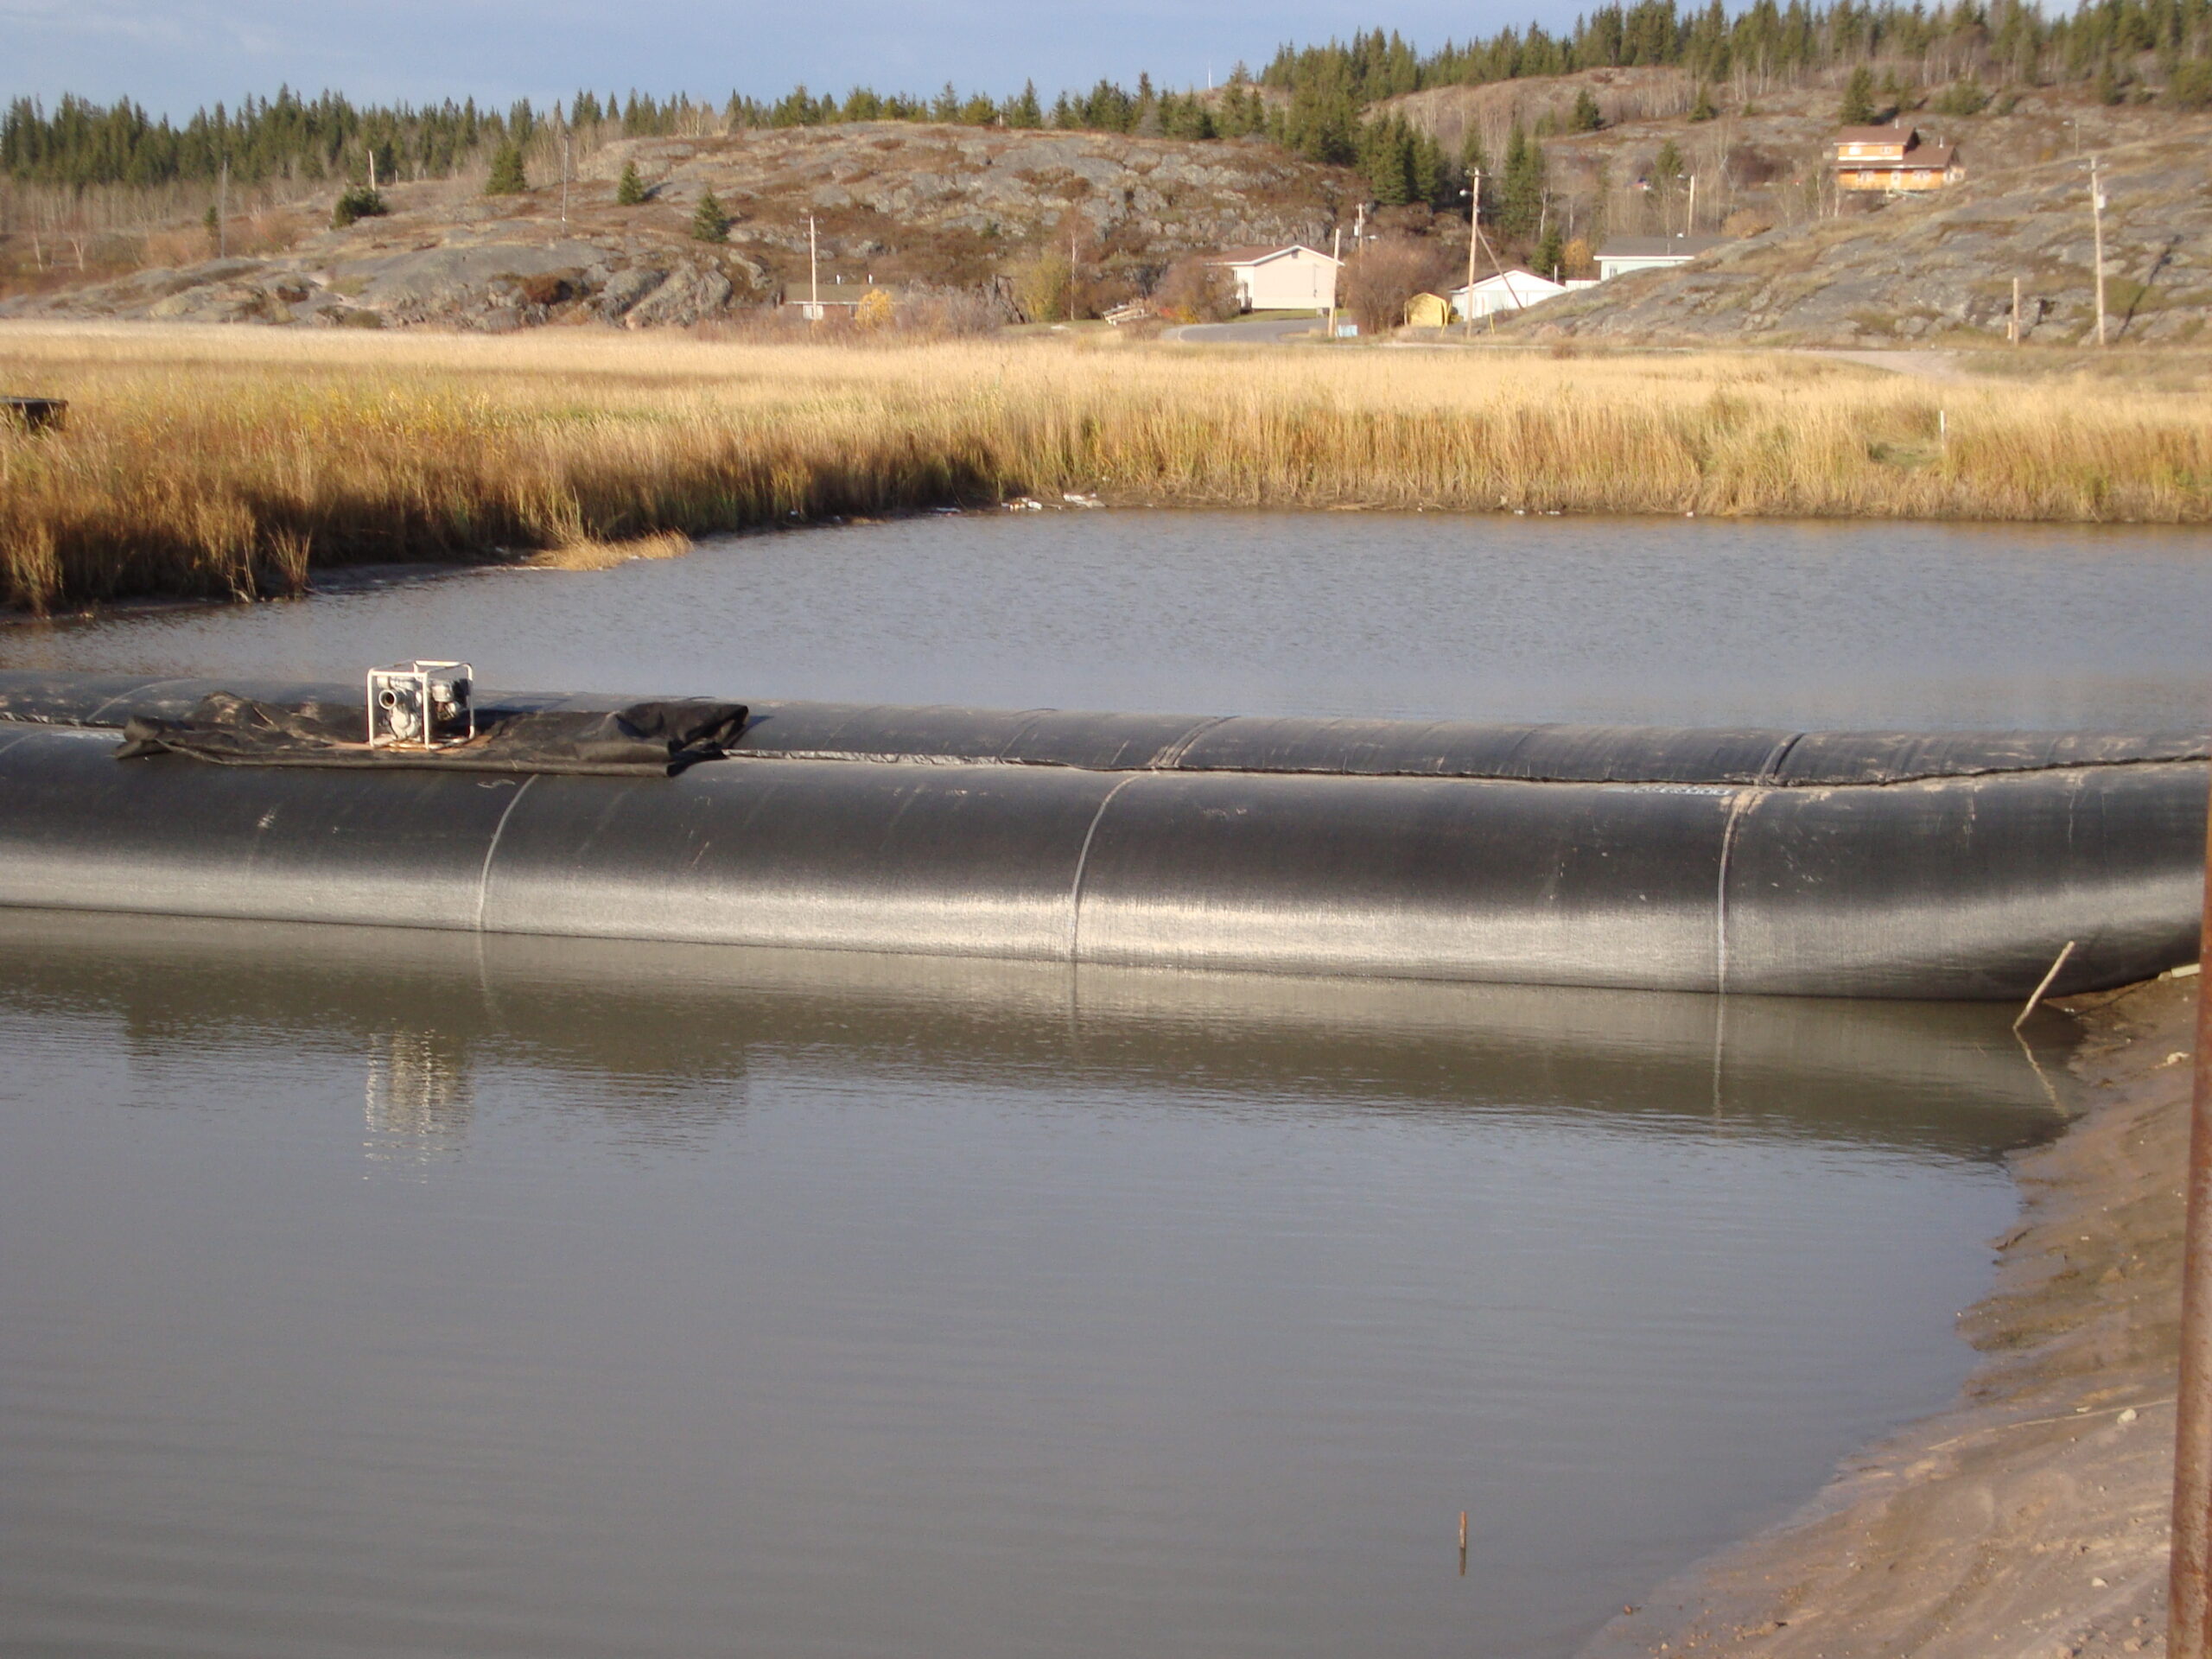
[[1833, 122, 1965, 193]]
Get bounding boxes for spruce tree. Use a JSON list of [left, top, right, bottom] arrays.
[[616, 160, 645, 205], [1688, 83, 1719, 120], [484, 141, 527, 195], [690, 188, 731, 242], [1535, 221, 1565, 281], [1839, 65, 1877, 124], [1570, 87, 1605, 131], [1500, 124, 1546, 240]]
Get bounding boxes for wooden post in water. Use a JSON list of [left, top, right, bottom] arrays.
[[2171, 773, 2212, 1659]]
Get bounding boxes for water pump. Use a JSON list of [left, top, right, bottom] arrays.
[[366, 661, 474, 750]]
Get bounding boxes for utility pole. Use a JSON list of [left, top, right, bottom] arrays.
[[1686, 173, 1697, 233], [2089, 156, 2108, 348], [1070, 227, 1079, 321], [216, 158, 228, 258], [1329, 225, 1343, 337], [2010, 276, 2022, 346], [808, 213, 819, 321], [1463, 169, 1481, 339], [561, 130, 570, 231]]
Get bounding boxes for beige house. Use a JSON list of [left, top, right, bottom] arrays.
[[1593, 235, 1728, 280], [1205, 245, 1340, 313], [1833, 123, 1965, 193]]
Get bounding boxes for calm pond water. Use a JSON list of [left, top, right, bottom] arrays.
[[2, 509, 2196, 1658], [10, 509, 2212, 728]]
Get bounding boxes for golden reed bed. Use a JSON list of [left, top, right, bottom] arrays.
[[3, 322, 2209, 612]]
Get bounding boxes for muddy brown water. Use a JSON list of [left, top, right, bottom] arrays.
[[3, 510, 2208, 1658]]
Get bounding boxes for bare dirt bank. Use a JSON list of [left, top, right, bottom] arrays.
[[1586, 972, 2197, 1659]]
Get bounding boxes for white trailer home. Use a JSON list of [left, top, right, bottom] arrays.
[[1205, 245, 1341, 314]]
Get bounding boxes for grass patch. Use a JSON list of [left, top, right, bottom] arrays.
[[3, 323, 2211, 612]]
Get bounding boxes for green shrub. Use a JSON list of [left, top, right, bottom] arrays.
[[331, 184, 389, 229], [2167, 60, 2212, 110], [615, 161, 646, 205], [1933, 76, 1989, 116]]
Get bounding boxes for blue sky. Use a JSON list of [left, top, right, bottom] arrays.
[[5, 0, 1545, 118]]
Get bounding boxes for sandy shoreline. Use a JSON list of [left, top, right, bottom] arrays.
[[1585, 973, 2198, 1659]]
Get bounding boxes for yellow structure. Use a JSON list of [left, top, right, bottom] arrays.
[[1403, 292, 1452, 328], [1833, 123, 1964, 193]]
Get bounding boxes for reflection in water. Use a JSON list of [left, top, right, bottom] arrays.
[[0, 906, 2062, 1659], [364, 1029, 474, 1163], [0, 906, 2061, 1154]]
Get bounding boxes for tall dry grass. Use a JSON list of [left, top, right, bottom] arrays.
[[3, 322, 2209, 612]]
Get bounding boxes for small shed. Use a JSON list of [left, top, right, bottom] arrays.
[[1448, 270, 1568, 320], [1205, 245, 1341, 314], [1403, 292, 1453, 328]]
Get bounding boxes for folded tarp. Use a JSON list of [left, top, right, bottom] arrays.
[[114, 693, 749, 777]]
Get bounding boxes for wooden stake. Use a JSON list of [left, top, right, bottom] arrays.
[[2011, 276, 2022, 345], [2015, 940, 2079, 1032]]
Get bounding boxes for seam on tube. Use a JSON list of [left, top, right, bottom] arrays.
[[1756, 731, 1807, 785], [474, 774, 538, 933], [1067, 774, 1141, 964], [1714, 787, 1761, 995]]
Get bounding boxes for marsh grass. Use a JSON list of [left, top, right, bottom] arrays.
[[3, 323, 2209, 612]]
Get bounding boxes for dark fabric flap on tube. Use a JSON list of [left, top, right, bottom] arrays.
[[114, 693, 749, 777]]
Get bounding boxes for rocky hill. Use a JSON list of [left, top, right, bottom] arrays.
[[0, 124, 1351, 330], [1510, 125, 2212, 347], [1384, 67, 2197, 257]]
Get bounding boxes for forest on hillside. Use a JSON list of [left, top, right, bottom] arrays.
[[7, 0, 2210, 196], [3, 0, 2209, 287]]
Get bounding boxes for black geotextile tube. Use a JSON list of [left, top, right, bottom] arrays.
[[0, 671, 2202, 1000]]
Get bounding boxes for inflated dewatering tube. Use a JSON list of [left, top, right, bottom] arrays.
[[0, 672, 2202, 1001]]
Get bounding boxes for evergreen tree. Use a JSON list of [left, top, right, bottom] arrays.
[[1535, 220, 1565, 280], [690, 187, 730, 241], [1499, 123, 1546, 239], [1688, 83, 1719, 119], [484, 140, 526, 194], [1008, 80, 1044, 128], [1570, 87, 1605, 130], [616, 160, 645, 204], [1839, 64, 1877, 123]]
